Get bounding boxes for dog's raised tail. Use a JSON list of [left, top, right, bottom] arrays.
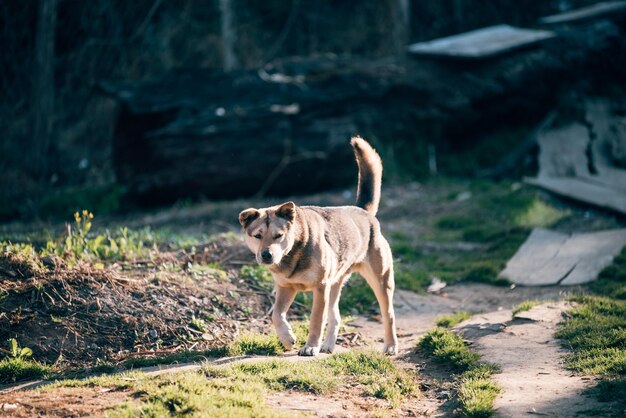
[[351, 136, 382, 216]]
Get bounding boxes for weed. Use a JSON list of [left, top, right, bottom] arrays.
[[7, 338, 33, 359], [0, 339, 51, 383], [436, 311, 472, 328], [511, 300, 542, 317], [35, 210, 154, 263]]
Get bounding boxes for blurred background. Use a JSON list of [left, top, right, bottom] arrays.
[[1, 0, 625, 220]]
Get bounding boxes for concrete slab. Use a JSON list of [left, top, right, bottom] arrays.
[[500, 228, 626, 285], [407, 24, 556, 59]]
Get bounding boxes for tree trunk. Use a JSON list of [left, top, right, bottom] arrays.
[[32, 0, 57, 182], [219, 0, 238, 71], [390, 0, 410, 55]]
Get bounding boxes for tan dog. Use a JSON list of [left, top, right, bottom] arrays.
[[239, 137, 397, 356]]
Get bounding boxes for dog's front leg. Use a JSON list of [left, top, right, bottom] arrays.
[[272, 285, 298, 350], [299, 285, 329, 356]]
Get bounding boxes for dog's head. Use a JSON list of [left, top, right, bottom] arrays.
[[239, 201, 297, 266]]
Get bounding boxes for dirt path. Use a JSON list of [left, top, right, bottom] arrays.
[[456, 302, 605, 418], [0, 285, 600, 417], [351, 283, 570, 353]]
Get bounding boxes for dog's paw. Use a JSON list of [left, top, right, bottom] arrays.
[[298, 345, 320, 356], [278, 332, 297, 350], [319, 341, 336, 354], [383, 343, 398, 356]]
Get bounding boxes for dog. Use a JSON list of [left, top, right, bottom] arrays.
[[239, 137, 397, 356]]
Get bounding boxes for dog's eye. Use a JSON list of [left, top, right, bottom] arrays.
[[254, 233, 262, 239], [274, 234, 283, 240]]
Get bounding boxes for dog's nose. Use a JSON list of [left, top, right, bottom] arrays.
[[261, 249, 273, 264]]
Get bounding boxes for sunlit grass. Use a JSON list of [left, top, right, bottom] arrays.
[[436, 311, 472, 328], [511, 300, 542, 317], [45, 350, 417, 416], [418, 328, 500, 417]]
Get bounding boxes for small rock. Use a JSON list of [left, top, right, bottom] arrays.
[[148, 330, 158, 339], [1, 403, 19, 411]]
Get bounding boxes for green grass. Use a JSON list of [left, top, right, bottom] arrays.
[[555, 248, 626, 413], [227, 323, 309, 356], [511, 300, 542, 317], [436, 311, 472, 328], [0, 357, 52, 384], [340, 275, 379, 314], [417, 328, 479, 372], [45, 350, 416, 415], [589, 247, 626, 300], [418, 329, 501, 417], [458, 364, 502, 418], [556, 295, 626, 375], [386, 183, 550, 293]]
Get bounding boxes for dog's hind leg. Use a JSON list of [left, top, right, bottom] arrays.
[[358, 262, 398, 355], [320, 275, 348, 354], [272, 285, 298, 350], [299, 285, 330, 356]]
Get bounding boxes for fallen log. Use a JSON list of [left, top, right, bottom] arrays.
[[101, 16, 625, 204]]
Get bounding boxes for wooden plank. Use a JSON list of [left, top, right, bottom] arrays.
[[500, 228, 568, 285], [525, 176, 626, 215], [501, 228, 626, 286], [561, 230, 626, 284], [539, 1, 626, 25], [407, 24, 556, 59]]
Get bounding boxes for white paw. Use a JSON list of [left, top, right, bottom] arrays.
[[278, 331, 297, 350], [298, 344, 320, 356], [383, 343, 398, 356], [320, 341, 336, 354]]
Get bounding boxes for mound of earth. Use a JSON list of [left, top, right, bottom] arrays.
[[0, 244, 267, 367]]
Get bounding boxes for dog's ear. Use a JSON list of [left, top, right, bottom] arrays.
[[239, 208, 260, 228], [276, 201, 296, 222]]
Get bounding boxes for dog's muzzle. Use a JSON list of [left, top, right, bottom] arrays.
[[261, 249, 273, 264]]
